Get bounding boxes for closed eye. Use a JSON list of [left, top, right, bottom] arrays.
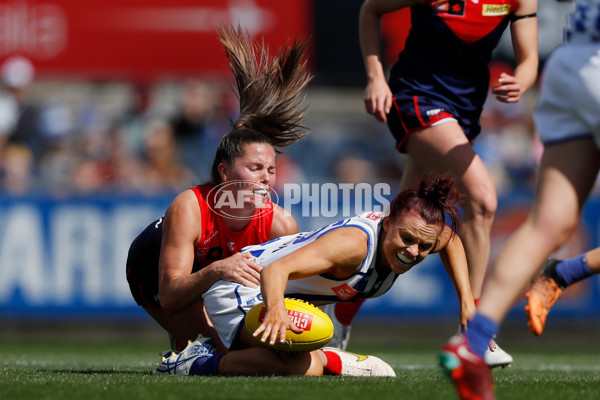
[[419, 243, 433, 252], [402, 234, 433, 252]]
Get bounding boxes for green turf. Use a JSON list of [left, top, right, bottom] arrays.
[[1, 320, 599, 400]]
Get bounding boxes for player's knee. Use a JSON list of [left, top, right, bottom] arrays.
[[467, 187, 497, 222], [531, 212, 577, 248], [546, 223, 577, 249]]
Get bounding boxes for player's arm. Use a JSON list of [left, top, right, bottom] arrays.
[[269, 204, 298, 239], [434, 226, 475, 328], [158, 190, 261, 313], [360, 0, 418, 122], [492, 0, 538, 103], [253, 227, 369, 346]]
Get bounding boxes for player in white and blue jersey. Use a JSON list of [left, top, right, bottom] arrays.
[[440, 2, 600, 399], [203, 211, 397, 350], [157, 175, 465, 377]]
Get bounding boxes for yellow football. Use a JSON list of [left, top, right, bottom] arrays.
[[244, 298, 334, 352]]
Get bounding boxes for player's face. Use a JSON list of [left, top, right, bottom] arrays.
[[379, 212, 442, 274], [218, 142, 276, 209]]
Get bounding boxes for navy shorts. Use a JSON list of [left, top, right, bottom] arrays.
[[386, 63, 485, 153], [126, 219, 163, 309]]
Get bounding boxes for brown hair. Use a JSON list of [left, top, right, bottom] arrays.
[[210, 26, 313, 184], [388, 175, 461, 235]]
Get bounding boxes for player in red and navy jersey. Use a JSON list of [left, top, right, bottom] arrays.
[[335, 0, 538, 368], [126, 26, 311, 353]]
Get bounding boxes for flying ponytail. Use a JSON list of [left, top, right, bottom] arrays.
[[209, 25, 313, 184]]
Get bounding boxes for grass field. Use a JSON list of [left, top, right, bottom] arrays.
[[1, 319, 599, 400]]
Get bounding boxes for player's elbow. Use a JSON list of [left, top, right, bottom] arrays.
[[158, 287, 185, 314]]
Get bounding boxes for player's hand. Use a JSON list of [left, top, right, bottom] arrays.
[[491, 73, 523, 103], [252, 304, 304, 346], [364, 78, 393, 123], [213, 252, 262, 287]]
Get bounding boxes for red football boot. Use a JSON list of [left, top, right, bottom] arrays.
[[439, 334, 496, 400]]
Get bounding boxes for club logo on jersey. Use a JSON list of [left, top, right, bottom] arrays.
[[365, 211, 383, 221], [434, 0, 465, 16], [332, 283, 359, 301], [258, 308, 314, 331], [482, 4, 510, 16], [203, 230, 219, 245]]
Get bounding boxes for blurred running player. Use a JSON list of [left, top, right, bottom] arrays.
[[439, 1, 600, 398], [126, 26, 311, 353]]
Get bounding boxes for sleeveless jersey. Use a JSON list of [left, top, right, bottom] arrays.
[[201, 211, 399, 349], [191, 185, 274, 270], [243, 211, 398, 303], [125, 185, 274, 308], [388, 0, 517, 144]]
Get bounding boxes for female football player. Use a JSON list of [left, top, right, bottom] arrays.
[[126, 25, 311, 353], [336, 0, 539, 367], [155, 175, 470, 377], [440, 1, 600, 398]]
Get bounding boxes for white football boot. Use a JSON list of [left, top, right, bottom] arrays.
[[321, 304, 351, 350], [458, 324, 513, 368], [484, 338, 513, 368], [154, 335, 217, 375], [322, 347, 396, 377]]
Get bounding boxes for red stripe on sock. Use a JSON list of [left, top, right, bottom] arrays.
[[322, 350, 342, 375]]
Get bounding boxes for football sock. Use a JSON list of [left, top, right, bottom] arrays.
[[554, 254, 591, 287], [189, 354, 223, 376], [334, 298, 367, 326], [174, 340, 187, 353], [322, 350, 343, 375], [465, 313, 498, 359]]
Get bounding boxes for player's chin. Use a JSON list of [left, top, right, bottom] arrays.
[[390, 260, 412, 275], [249, 199, 269, 210], [390, 253, 417, 274], [392, 264, 412, 275]]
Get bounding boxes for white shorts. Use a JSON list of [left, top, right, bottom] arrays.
[[202, 281, 263, 350], [534, 42, 600, 149]]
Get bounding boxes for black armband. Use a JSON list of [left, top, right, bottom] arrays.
[[510, 13, 537, 22]]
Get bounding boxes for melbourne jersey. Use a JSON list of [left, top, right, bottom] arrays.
[[191, 185, 274, 268], [388, 0, 517, 144], [125, 185, 274, 309]]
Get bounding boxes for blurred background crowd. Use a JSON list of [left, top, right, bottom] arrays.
[[0, 0, 586, 199], [0, 55, 547, 199]]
